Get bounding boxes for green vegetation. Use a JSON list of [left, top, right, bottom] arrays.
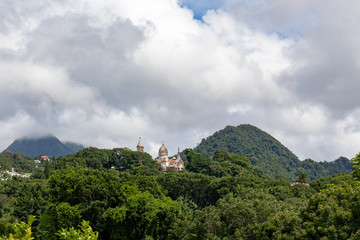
[[296, 171, 308, 184], [0, 125, 359, 239], [194, 124, 352, 181], [0, 215, 35, 240], [57, 220, 98, 240], [0, 151, 35, 173], [55, 147, 158, 173]]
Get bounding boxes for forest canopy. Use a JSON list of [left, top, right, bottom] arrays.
[[0, 146, 357, 239]]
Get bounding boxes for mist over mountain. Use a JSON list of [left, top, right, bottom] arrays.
[[5, 135, 84, 157], [194, 124, 352, 181], [63, 141, 85, 153]]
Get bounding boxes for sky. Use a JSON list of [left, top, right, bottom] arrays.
[[1, 0, 360, 161]]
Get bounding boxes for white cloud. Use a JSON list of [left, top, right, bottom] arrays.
[[1, 0, 360, 161], [276, 104, 329, 134], [0, 61, 97, 108], [227, 103, 252, 114], [57, 107, 152, 149], [0, 112, 38, 143]]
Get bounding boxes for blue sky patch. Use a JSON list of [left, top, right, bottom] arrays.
[[180, 0, 224, 20]]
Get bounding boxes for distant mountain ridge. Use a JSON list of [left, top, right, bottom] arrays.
[[301, 157, 352, 180], [5, 135, 84, 157], [194, 124, 352, 181]]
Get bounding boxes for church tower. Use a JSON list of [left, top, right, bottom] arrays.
[[136, 137, 144, 152], [176, 147, 181, 160], [175, 147, 184, 171]]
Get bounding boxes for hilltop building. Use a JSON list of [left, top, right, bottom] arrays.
[[157, 143, 185, 171], [136, 138, 184, 171]]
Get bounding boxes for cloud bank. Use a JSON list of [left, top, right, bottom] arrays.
[[0, 0, 359, 160]]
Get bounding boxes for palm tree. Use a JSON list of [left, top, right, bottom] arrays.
[[296, 171, 308, 184]]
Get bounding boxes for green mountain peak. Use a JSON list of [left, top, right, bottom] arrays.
[[194, 124, 351, 181]]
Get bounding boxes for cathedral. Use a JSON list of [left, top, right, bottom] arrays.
[[136, 138, 185, 171]]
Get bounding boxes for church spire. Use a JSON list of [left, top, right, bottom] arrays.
[[136, 137, 144, 152], [176, 147, 181, 160]]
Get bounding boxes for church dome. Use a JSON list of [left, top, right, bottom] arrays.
[[158, 143, 168, 156]]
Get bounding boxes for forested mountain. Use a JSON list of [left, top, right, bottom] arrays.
[[194, 124, 352, 181], [5, 135, 84, 157], [300, 157, 352, 181], [63, 141, 85, 153]]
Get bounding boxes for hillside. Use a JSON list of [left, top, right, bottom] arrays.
[[5, 135, 84, 157], [0, 151, 35, 172], [194, 124, 352, 181], [63, 141, 85, 153], [300, 157, 353, 181]]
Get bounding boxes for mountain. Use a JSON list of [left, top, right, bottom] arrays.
[[194, 124, 352, 181], [63, 142, 85, 153], [300, 157, 353, 181], [5, 135, 84, 158], [319, 156, 352, 173]]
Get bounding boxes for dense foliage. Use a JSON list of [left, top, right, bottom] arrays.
[[0, 151, 36, 173], [194, 124, 352, 181], [0, 146, 360, 239], [55, 147, 158, 173]]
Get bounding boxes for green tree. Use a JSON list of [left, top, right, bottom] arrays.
[[100, 192, 180, 239], [44, 160, 51, 179], [351, 152, 360, 180], [55, 147, 157, 172], [57, 220, 98, 240], [296, 171, 308, 184], [310, 173, 352, 192], [39, 168, 181, 239], [184, 149, 212, 175], [12, 179, 49, 222], [157, 171, 218, 207], [298, 182, 360, 239], [0, 215, 35, 240], [173, 187, 297, 240]]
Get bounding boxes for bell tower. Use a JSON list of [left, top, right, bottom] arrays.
[[136, 137, 144, 152]]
